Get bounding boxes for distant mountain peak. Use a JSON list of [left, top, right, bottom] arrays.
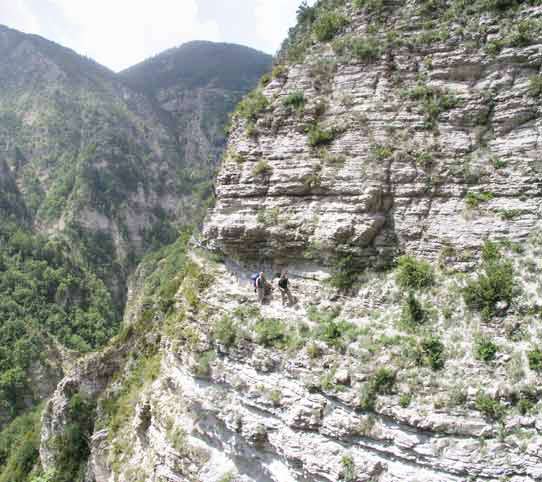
[[120, 40, 272, 92]]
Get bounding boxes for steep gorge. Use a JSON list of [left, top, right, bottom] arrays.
[[0, 25, 271, 482], [34, 0, 542, 481]]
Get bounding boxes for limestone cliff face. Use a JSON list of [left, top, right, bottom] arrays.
[[40, 1, 542, 481], [203, 1, 542, 269]]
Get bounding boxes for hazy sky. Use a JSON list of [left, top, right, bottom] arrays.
[[0, 0, 317, 72]]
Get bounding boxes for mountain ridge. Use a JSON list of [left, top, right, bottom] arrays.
[[120, 40, 272, 91]]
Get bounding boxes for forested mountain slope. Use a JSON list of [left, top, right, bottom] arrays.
[[0, 25, 270, 482], [0, 25, 271, 304], [120, 42, 273, 224]]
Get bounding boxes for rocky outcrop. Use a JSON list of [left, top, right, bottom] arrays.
[[203, 1, 542, 269], [42, 246, 542, 481]]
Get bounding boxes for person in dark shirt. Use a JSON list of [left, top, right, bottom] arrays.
[[278, 270, 294, 306], [256, 272, 267, 304]]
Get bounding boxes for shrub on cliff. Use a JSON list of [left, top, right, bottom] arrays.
[[213, 315, 238, 348], [401, 83, 460, 128], [416, 336, 446, 370], [359, 368, 396, 411], [252, 160, 273, 177], [475, 393, 506, 420], [235, 90, 269, 122], [313, 12, 348, 42], [340, 454, 357, 481], [507, 19, 542, 47], [396, 256, 434, 290], [283, 91, 305, 110], [465, 191, 494, 209], [350, 37, 382, 62], [400, 292, 427, 331], [193, 351, 216, 378], [463, 249, 515, 320], [474, 336, 498, 362], [254, 318, 288, 348], [332, 36, 381, 63], [308, 125, 336, 147], [328, 253, 362, 290], [528, 348, 542, 372]]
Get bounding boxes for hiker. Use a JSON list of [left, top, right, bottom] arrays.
[[278, 270, 295, 306], [255, 272, 267, 304]]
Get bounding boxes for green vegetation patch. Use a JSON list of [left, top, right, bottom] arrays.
[[333, 36, 382, 63], [193, 351, 216, 378], [416, 336, 446, 370], [340, 454, 357, 482], [475, 393, 506, 420], [463, 242, 515, 320], [308, 124, 336, 147], [399, 393, 412, 408], [254, 318, 289, 348], [181, 259, 215, 310], [0, 221, 118, 419], [99, 353, 161, 440], [313, 12, 349, 42], [138, 229, 190, 313], [465, 191, 494, 209], [359, 368, 396, 411], [328, 253, 363, 290], [235, 90, 269, 122], [283, 91, 306, 110], [308, 307, 364, 352], [475, 336, 498, 362], [0, 406, 42, 482], [402, 83, 460, 128], [399, 292, 428, 331], [51, 393, 96, 482], [396, 255, 434, 290], [213, 315, 239, 348], [528, 76, 542, 97], [528, 348, 542, 372], [252, 160, 273, 177]]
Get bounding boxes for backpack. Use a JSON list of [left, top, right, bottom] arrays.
[[250, 273, 259, 291]]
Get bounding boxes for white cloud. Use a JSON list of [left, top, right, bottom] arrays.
[[0, 1, 316, 70], [50, 0, 221, 71], [2, 0, 221, 71], [0, 0, 41, 34], [254, 0, 316, 54]]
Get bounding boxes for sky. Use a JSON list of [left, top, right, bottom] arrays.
[[0, 0, 316, 72]]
